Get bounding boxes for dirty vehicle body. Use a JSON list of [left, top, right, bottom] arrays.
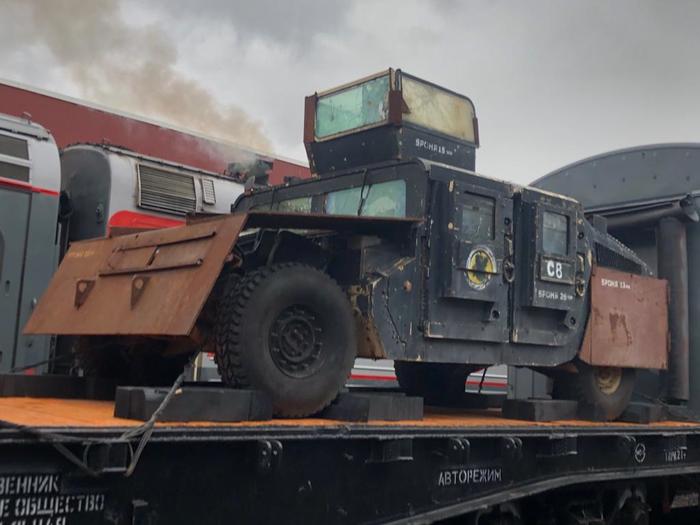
[[26, 69, 668, 418]]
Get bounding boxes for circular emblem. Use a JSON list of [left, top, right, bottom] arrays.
[[634, 443, 647, 464], [466, 246, 496, 290]]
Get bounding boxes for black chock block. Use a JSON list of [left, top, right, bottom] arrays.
[[577, 402, 610, 422], [84, 377, 118, 400], [618, 402, 666, 424], [114, 386, 273, 422], [0, 374, 115, 400], [502, 398, 579, 422], [665, 405, 700, 422], [320, 392, 423, 422], [447, 393, 505, 409]]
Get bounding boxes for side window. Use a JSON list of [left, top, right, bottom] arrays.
[[542, 211, 568, 256], [277, 196, 312, 213], [325, 180, 406, 217], [0, 134, 29, 159], [461, 195, 495, 241], [315, 74, 390, 139], [0, 134, 30, 183], [325, 187, 361, 215], [0, 161, 29, 182]]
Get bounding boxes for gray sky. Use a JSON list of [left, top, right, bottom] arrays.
[[2, 0, 699, 183]]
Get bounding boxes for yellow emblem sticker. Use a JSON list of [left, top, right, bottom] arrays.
[[466, 247, 496, 290]]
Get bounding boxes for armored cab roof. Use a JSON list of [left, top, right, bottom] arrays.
[[304, 69, 479, 176]]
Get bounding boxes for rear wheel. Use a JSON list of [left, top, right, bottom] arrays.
[[394, 361, 480, 404], [214, 264, 357, 417], [553, 363, 635, 420]]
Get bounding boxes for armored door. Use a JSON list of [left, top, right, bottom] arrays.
[[425, 175, 514, 343], [510, 188, 588, 347]]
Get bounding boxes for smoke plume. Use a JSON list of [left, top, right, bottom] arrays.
[[6, 0, 271, 152]]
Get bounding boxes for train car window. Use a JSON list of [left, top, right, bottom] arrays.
[[325, 179, 406, 217], [542, 211, 568, 256], [461, 195, 495, 241], [277, 196, 312, 213], [0, 135, 29, 160], [0, 161, 30, 183]]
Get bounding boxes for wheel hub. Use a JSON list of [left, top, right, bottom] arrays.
[[594, 367, 622, 395], [269, 305, 324, 378]]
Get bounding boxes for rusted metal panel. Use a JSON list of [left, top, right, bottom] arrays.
[[303, 95, 316, 144], [579, 265, 669, 369], [24, 214, 247, 336]]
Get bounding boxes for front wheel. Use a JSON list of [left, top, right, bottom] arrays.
[[553, 363, 636, 421], [214, 264, 357, 417]]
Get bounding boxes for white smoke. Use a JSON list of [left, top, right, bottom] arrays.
[[4, 0, 271, 152]]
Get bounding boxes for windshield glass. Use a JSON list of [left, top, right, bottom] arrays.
[[324, 179, 406, 217], [401, 75, 476, 142], [315, 74, 390, 139]]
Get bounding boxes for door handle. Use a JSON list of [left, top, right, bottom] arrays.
[[503, 219, 515, 283], [503, 258, 515, 283]]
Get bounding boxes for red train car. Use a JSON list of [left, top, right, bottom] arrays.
[[0, 79, 310, 185]]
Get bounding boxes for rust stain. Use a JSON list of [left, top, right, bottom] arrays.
[[608, 312, 633, 347]]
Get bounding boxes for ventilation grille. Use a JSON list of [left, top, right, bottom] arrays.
[[201, 178, 216, 205], [595, 243, 643, 275], [138, 165, 196, 215]]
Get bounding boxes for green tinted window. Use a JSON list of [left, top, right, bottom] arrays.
[[315, 75, 390, 139], [325, 180, 406, 217], [325, 187, 361, 215], [277, 196, 312, 213]]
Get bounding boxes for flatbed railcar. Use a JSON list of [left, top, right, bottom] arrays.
[[4, 68, 699, 525], [1, 398, 699, 524]]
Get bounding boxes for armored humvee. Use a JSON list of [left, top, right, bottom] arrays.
[[26, 69, 669, 419]]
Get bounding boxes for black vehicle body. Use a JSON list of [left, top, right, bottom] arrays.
[[24, 68, 664, 418], [232, 155, 648, 369]]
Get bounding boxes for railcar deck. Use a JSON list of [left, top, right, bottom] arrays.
[[0, 396, 699, 434]]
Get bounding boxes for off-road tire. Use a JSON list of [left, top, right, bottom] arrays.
[[553, 363, 636, 421], [394, 361, 480, 404], [214, 263, 357, 417]]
